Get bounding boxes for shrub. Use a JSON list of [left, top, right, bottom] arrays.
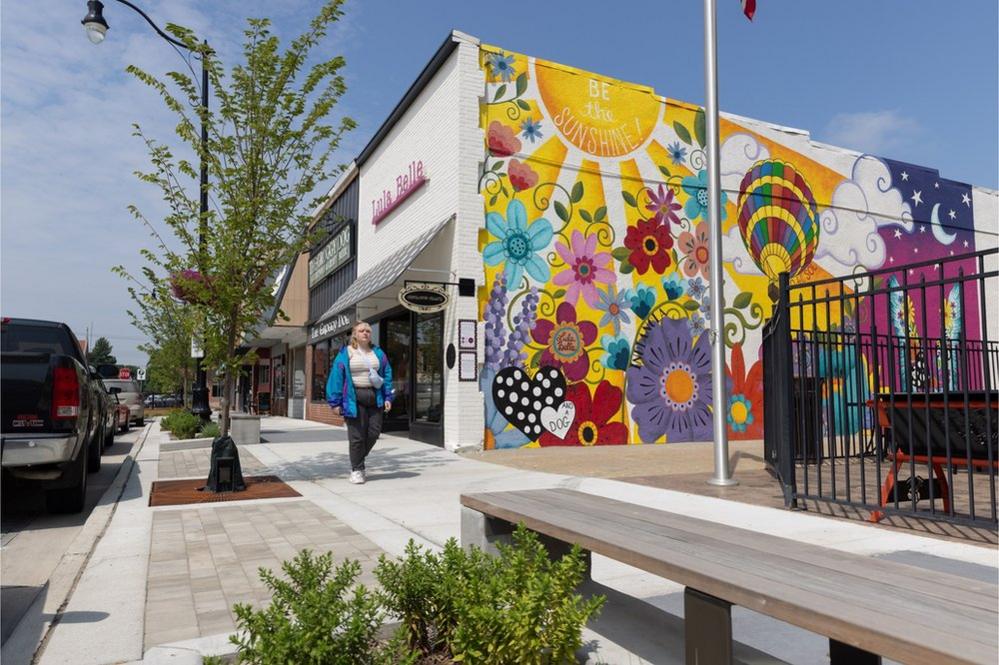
[[160, 409, 200, 439], [199, 421, 221, 439], [230, 549, 415, 665], [376, 526, 603, 664]]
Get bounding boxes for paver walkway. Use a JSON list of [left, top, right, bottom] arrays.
[[157, 444, 268, 480]]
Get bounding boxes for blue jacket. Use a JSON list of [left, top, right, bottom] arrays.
[[326, 345, 395, 418]]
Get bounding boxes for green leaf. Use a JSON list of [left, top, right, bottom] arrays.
[[553, 200, 570, 222], [694, 108, 706, 148], [516, 99, 531, 111], [684, 299, 701, 311], [673, 121, 692, 145], [489, 194, 498, 206], [570, 181, 584, 203], [530, 350, 542, 368], [621, 190, 637, 207], [579, 209, 593, 223], [493, 84, 507, 102], [620, 262, 635, 274], [595, 206, 607, 222], [659, 165, 672, 179], [491, 160, 505, 172], [732, 291, 753, 309], [611, 247, 632, 261], [552, 289, 566, 298], [515, 72, 528, 97]]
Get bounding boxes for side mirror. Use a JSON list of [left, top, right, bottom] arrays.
[[109, 386, 122, 395]]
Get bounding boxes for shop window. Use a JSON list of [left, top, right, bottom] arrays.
[[414, 312, 443, 423], [211, 382, 223, 398], [311, 340, 329, 402], [259, 364, 271, 385]]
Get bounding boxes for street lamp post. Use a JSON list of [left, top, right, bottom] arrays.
[[83, 0, 212, 422]]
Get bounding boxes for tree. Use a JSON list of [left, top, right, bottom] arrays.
[[116, 1, 354, 437], [89, 336, 117, 366]]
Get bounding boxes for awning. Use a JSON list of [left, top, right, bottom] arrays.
[[316, 214, 454, 321]]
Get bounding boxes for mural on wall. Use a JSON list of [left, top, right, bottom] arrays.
[[477, 46, 982, 448]]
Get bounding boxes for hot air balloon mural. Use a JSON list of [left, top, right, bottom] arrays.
[[736, 160, 820, 299]]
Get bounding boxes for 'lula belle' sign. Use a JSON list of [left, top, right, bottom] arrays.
[[371, 160, 427, 225]]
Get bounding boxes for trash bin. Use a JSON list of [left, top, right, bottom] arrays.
[[229, 413, 261, 446]]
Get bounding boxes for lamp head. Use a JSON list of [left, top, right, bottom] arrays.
[[82, 1, 109, 44]]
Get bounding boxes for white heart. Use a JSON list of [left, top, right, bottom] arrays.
[[540, 402, 575, 440]]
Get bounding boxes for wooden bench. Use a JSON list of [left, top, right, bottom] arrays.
[[460, 488, 998, 665]]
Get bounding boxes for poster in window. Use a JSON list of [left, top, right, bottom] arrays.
[[458, 319, 477, 350], [458, 351, 477, 382]]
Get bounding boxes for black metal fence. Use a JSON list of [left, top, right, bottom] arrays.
[[764, 248, 998, 526]]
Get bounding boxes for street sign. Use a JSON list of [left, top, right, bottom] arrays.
[[398, 283, 449, 313], [137, 368, 146, 381], [118, 367, 131, 380]]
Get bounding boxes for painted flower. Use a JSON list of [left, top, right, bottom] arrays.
[[553, 230, 615, 307], [626, 316, 713, 442], [678, 222, 710, 279], [727, 343, 763, 438], [487, 120, 521, 157], [531, 302, 597, 383], [626, 283, 656, 319], [667, 141, 687, 165], [520, 117, 544, 144], [508, 159, 539, 192], [681, 169, 728, 222], [699, 296, 711, 314], [623, 217, 673, 274], [662, 273, 686, 300], [646, 184, 682, 227], [488, 52, 516, 82], [686, 276, 707, 301], [687, 313, 707, 336], [539, 381, 628, 447], [600, 335, 630, 371], [593, 284, 632, 334], [484, 199, 553, 290]]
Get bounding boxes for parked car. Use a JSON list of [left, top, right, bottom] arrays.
[[108, 388, 130, 434], [95, 373, 117, 450], [144, 393, 182, 408], [102, 378, 144, 425], [1, 317, 105, 513]]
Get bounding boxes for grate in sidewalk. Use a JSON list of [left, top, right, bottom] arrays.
[[149, 476, 300, 507]]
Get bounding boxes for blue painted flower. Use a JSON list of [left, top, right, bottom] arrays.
[[483, 200, 553, 290], [687, 313, 707, 336], [488, 52, 516, 82], [686, 276, 707, 301], [520, 117, 544, 144], [593, 285, 632, 334], [681, 170, 728, 222], [667, 141, 687, 166], [662, 273, 686, 300], [626, 284, 656, 319], [699, 295, 711, 314], [727, 394, 754, 433], [600, 334, 631, 371]]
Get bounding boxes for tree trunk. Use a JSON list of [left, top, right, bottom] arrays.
[[221, 370, 233, 437]]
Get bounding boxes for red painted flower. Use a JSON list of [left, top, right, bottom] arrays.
[[726, 343, 764, 439], [623, 217, 673, 274], [508, 158, 538, 191], [531, 302, 597, 383], [487, 120, 521, 157], [539, 380, 629, 447]]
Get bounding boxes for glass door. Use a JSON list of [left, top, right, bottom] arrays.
[[381, 313, 411, 431], [411, 311, 444, 445]]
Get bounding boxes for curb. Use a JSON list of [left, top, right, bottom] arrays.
[[3, 423, 153, 665]]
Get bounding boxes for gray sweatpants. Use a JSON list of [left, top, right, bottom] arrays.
[[345, 387, 382, 471]]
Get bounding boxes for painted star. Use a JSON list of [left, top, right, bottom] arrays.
[[948, 209, 956, 220], [914, 247, 919, 254], [901, 171, 909, 181], [893, 229, 902, 239], [962, 192, 971, 206], [911, 190, 923, 206], [963, 240, 969, 248], [889, 256, 895, 263], [950, 250, 955, 256], [934, 182, 940, 189], [919, 225, 926, 233]]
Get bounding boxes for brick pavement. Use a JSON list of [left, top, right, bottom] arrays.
[[157, 446, 268, 480]]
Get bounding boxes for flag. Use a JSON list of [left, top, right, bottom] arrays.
[[742, 0, 756, 20]]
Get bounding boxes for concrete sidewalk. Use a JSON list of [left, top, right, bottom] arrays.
[[11, 416, 997, 665]]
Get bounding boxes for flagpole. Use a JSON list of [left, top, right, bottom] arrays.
[[704, 0, 737, 486]]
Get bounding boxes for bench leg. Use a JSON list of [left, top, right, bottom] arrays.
[[684, 587, 732, 665], [830, 639, 881, 665]]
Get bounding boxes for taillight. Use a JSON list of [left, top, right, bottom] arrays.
[[52, 367, 80, 419]]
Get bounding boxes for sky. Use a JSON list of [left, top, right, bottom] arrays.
[[2, 1, 997, 366]]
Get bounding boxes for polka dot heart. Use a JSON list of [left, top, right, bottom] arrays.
[[491, 365, 567, 439]]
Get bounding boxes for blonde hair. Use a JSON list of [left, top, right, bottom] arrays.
[[349, 320, 373, 349]]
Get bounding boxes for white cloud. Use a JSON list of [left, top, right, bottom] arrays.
[[813, 155, 914, 277], [821, 110, 922, 155], [722, 226, 764, 276], [720, 132, 770, 195]]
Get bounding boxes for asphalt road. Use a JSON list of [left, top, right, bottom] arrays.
[[0, 426, 143, 647]]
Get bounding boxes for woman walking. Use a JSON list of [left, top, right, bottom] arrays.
[[327, 321, 394, 484]]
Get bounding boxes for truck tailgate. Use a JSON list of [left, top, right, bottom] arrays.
[[1, 352, 54, 433]]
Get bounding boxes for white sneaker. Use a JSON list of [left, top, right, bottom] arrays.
[[349, 470, 365, 484]]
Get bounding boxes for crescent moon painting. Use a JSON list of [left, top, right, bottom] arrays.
[[930, 203, 958, 245]]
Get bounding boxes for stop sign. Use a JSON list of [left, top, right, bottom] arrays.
[[118, 367, 131, 380]]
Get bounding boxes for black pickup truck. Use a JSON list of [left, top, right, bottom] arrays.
[[1, 317, 106, 513]]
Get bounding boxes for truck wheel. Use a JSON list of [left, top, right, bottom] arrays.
[[104, 421, 115, 450], [137, 418, 144, 427], [47, 456, 88, 514], [87, 427, 102, 473]]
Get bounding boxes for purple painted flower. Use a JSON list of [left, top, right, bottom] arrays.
[[483, 274, 508, 371], [626, 317, 713, 442], [645, 184, 682, 227], [553, 230, 615, 307]]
